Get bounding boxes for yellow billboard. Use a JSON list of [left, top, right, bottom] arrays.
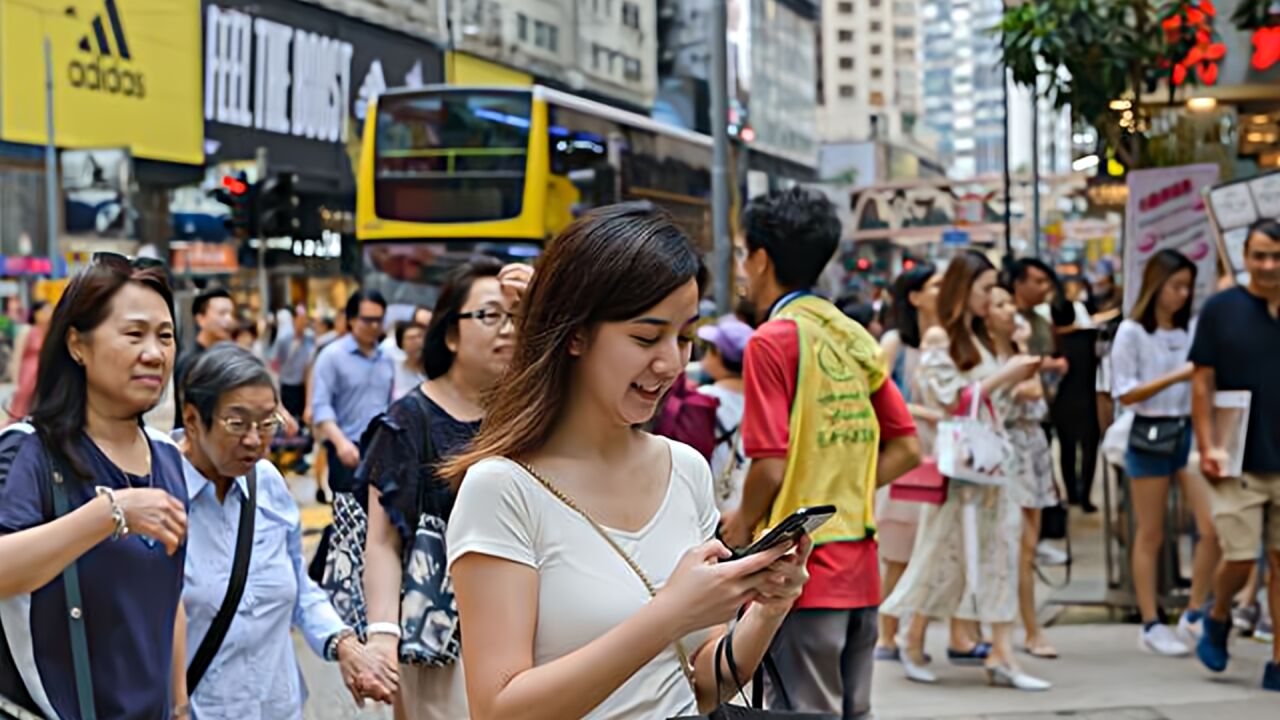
[[1, 0, 202, 165]]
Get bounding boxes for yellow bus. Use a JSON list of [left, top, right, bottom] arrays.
[[356, 85, 716, 307]]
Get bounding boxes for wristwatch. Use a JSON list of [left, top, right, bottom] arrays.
[[325, 628, 357, 662]]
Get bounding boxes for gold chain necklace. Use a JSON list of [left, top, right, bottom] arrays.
[[510, 459, 697, 693]]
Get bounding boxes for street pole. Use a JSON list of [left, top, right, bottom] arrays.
[[1001, 32, 1013, 265], [1031, 85, 1041, 259], [43, 37, 58, 272], [256, 147, 271, 315], [710, 0, 732, 315]]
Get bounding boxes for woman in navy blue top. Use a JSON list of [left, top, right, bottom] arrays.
[[0, 255, 190, 719]]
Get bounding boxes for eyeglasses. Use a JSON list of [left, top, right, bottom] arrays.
[[92, 251, 166, 270], [457, 308, 515, 328], [219, 414, 284, 438], [356, 315, 384, 326]]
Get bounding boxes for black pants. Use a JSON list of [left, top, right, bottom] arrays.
[[280, 383, 306, 419], [1054, 404, 1100, 505]]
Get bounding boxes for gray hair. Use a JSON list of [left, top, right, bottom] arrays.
[[182, 342, 278, 429]]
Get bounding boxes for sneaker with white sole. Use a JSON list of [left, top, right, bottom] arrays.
[[1141, 624, 1191, 657], [1178, 612, 1204, 644]]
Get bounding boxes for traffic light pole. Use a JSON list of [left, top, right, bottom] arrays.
[[44, 37, 58, 275], [710, 0, 732, 315], [256, 147, 271, 315]]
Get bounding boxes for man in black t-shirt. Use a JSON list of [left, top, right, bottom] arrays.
[[1190, 218, 1280, 691]]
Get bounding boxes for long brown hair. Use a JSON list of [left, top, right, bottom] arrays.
[[1130, 249, 1196, 334], [31, 258, 174, 478], [938, 250, 996, 371], [440, 202, 707, 483]]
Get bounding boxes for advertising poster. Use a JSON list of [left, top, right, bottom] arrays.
[[1124, 163, 1220, 315]]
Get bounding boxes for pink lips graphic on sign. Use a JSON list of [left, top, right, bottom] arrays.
[[1185, 241, 1210, 261], [1138, 234, 1159, 253]]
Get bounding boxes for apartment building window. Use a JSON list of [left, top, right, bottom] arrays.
[[870, 0, 882, 6], [871, 21, 883, 32], [838, 1, 853, 12], [894, 26, 914, 40], [894, 0, 913, 14], [517, 13, 528, 42], [624, 57, 642, 81], [871, 67, 884, 79], [838, 29, 853, 42], [871, 43, 883, 55], [839, 56, 854, 70], [839, 85, 856, 98], [592, 42, 604, 69], [870, 90, 886, 106], [622, 2, 641, 29], [535, 21, 559, 52]]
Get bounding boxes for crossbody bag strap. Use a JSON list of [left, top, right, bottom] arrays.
[[187, 466, 258, 693], [48, 456, 97, 720], [509, 459, 698, 695]]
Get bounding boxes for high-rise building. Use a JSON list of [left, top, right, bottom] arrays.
[[817, 0, 922, 143], [920, 0, 1004, 177]]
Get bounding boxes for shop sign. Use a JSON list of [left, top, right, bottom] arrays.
[[0, 257, 54, 276], [1124, 164, 1221, 316], [0, 0, 203, 164], [171, 242, 239, 274]]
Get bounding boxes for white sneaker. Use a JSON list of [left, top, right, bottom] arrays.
[[1036, 542, 1069, 566], [1140, 624, 1190, 657], [901, 651, 938, 684], [1177, 613, 1204, 644]]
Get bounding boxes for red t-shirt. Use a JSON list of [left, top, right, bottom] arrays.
[[742, 318, 917, 609]]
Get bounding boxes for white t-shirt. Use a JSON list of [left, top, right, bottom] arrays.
[[1110, 318, 1195, 417], [446, 437, 718, 719], [697, 384, 749, 514]]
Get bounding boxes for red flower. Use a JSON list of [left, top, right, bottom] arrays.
[[1255, 27, 1280, 72]]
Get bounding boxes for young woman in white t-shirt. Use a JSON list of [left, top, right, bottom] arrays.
[[440, 203, 813, 720], [1111, 249, 1220, 657]]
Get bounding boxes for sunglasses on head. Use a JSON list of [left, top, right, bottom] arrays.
[[92, 252, 166, 271]]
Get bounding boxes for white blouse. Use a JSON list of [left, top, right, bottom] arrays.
[[1109, 319, 1194, 418]]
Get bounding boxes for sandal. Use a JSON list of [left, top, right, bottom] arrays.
[[1022, 640, 1059, 659], [947, 642, 992, 665]]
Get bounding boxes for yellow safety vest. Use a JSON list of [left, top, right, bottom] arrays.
[[762, 294, 887, 546]]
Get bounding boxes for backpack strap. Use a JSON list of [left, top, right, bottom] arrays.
[[47, 453, 97, 720]]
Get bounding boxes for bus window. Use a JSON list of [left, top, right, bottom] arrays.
[[375, 91, 532, 223]]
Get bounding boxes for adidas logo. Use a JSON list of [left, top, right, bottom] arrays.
[[67, 0, 145, 99]]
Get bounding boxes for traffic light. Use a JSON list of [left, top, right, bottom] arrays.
[[258, 173, 300, 238], [209, 172, 256, 237]]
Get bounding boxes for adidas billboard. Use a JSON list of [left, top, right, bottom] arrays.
[[67, 0, 145, 99]]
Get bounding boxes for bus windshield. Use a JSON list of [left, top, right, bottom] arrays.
[[362, 240, 542, 310], [374, 91, 532, 224]]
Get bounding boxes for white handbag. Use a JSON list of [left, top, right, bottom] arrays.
[[935, 382, 1011, 486]]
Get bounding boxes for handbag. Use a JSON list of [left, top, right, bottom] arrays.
[[319, 491, 369, 637], [935, 383, 1011, 486], [1128, 416, 1187, 457], [187, 467, 258, 693], [513, 460, 834, 720], [888, 458, 947, 505]]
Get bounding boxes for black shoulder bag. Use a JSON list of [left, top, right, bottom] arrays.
[[186, 467, 258, 693]]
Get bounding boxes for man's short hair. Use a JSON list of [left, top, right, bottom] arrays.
[[344, 289, 387, 320], [1245, 218, 1280, 249], [741, 188, 843, 290], [1008, 257, 1056, 285], [192, 287, 232, 320]]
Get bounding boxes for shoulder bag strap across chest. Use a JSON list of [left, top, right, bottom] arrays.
[[47, 452, 97, 720]]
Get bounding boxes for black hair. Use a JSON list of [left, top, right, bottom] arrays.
[[395, 319, 426, 349], [707, 344, 744, 375], [1246, 218, 1280, 249], [233, 320, 258, 339], [423, 257, 505, 379], [27, 300, 48, 325], [734, 298, 758, 328], [318, 316, 336, 332], [31, 261, 174, 478], [741, 188, 843, 290], [1006, 257, 1075, 327], [840, 301, 876, 328], [890, 263, 937, 348], [344, 289, 387, 321], [182, 342, 278, 430], [193, 287, 232, 320]]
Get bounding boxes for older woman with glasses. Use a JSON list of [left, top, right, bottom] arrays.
[[178, 343, 395, 718]]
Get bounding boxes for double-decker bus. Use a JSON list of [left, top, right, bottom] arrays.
[[356, 85, 716, 309]]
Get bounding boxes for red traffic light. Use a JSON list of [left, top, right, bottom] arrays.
[[222, 174, 248, 196], [903, 258, 916, 271], [856, 257, 871, 271]]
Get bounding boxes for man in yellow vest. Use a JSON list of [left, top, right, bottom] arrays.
[[721, 188, 922, 719]]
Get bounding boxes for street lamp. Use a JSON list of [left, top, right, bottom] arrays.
[[42, 7, 78, 276]]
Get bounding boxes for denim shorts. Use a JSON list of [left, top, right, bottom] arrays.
[[1124, 420, 1193, 478]]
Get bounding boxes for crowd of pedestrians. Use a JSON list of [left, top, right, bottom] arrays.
[[0, 200, 1276, 720]]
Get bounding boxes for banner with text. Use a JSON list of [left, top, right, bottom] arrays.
[[1123, 163, 1221, 316]]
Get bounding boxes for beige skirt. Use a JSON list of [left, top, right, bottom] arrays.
[[396, 661, 469, 720]]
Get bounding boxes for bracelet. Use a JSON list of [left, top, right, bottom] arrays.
[[325, 628, 357, 662], [95, 486, 129, 541], [172, 703, 190, 718], [366, 621, 402, 639]]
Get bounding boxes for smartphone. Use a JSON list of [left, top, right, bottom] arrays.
[[724, 505, 837, 561]]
